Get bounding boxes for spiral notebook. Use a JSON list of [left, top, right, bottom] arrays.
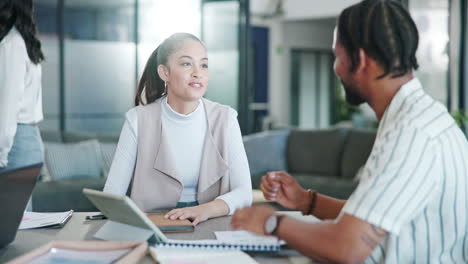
[[156, 235, 281, 251], [83, 189, 281, 252]]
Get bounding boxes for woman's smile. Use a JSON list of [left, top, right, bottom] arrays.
[[189, 82, 203, 89]]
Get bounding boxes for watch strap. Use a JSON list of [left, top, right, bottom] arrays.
[[271, 215, 285, 236]]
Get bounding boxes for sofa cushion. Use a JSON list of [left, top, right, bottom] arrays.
[[62, 131, 97, 143], [95, 134, 120, 143], [63, 131, 119, 143], [44, 140, 102, 180], [100, 142, 117, 178], [340, 129, 376, 179], [287, 129, 347, 176], [291, 173, 358, 199], [243, 130, 290, 188], [32, 178, 106, 212]]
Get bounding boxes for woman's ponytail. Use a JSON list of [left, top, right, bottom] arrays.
[[134, 47, 165, 106]]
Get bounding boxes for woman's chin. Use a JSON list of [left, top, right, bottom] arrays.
[[169, 88, 206, 103], [187, 90, 206, 101]]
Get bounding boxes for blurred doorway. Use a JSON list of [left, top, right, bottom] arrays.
[[290, 49, 336, 129], [249, 26, 269, 132]]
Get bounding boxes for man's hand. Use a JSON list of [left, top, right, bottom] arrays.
[[164, 204, 211, 226], [260, 171, 310, 212], [231, 205, 276, 235]]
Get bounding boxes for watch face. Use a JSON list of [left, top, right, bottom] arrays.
[[265, 215, 277, 234]]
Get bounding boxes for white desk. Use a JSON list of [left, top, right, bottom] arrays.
[[0, 212, 316, 264]]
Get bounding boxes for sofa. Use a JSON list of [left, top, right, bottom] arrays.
[[243, 127, 376, 199], [33, 127, 376, 212], [32, 131, 119, 212]]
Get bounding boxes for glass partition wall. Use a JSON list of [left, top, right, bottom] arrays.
[[34, 0, 248, 134], [407, 0, 468, 133], [35, 0, 60, 131], [63, 0, 136, 133], [202, 0, 251, 134], [409, 0, 450, 107], [290, 50, 335, 129], [202, 1, 240, 110]]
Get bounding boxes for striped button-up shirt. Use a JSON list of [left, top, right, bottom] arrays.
[[343, 78, 468, 263]]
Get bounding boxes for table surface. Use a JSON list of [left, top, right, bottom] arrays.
[[0, 212, 317, 264]]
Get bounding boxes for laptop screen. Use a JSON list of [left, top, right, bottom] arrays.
[[0, 163, 42, 248]]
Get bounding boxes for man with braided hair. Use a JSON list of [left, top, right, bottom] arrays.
[[232, 0, 468, 263]]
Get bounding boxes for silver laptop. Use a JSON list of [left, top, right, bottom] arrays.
[[0, 163, 42, 248]]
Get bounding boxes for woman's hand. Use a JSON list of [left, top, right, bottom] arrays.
[[164, 199, 229, 226], [164, 205, 210, 226]]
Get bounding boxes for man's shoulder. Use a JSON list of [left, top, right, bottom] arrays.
[[394, 95, 455, 140]]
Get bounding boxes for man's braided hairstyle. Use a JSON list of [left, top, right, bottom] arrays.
[[337, 0, 419, 79]]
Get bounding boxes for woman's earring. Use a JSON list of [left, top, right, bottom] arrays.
[[164, 82, 168, 95]]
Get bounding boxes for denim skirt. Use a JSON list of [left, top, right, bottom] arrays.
[[0, 124, 44, 173], [0, 124, 44, 211]]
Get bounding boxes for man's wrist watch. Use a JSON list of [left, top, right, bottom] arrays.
[[264, 215, 284, 236]]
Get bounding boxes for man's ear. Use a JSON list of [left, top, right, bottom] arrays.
[[356, 48, 367, 74], [157, 65, 169, 82]]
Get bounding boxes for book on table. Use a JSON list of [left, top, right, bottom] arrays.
[[83, 189, 282, 251], [147, 214, 194, 233], [149, 247, 259, 264], [7, 241, 148, 264]]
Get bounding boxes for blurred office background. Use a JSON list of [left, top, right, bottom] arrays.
[[34, 0, 468, 136], [25, 0, 468, 213]]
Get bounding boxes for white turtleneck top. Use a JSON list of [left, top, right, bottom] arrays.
[[104, 97, 252, 214]]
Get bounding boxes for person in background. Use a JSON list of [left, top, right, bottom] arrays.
[[232, 0, 468, 263], [104, 33, 252, 225], [0, 0, 45, 211]]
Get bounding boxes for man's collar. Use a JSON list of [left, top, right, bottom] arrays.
[[378, 77, 423, 128]]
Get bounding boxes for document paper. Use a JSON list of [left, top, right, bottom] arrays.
[[150, 247, 258, 264], [19, 210, 73, 230]]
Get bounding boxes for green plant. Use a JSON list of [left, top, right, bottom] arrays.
[[450, 110, 468, 127], [335, 82, 361, 122]]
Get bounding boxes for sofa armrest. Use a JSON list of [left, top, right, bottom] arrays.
[[32, 178, 106, 212], [243, 130, 290, 188], [287, 128, 348, 176], [340, 129, 376, 179]]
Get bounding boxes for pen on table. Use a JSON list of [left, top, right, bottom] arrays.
[[85, 214, 107, 220]]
